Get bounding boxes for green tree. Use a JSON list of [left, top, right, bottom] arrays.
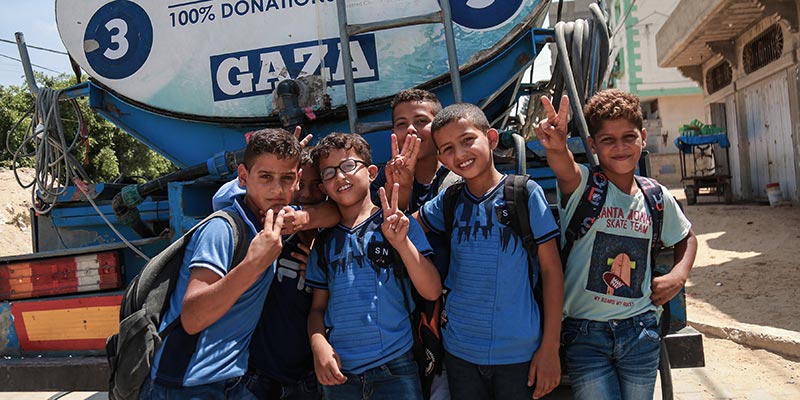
[[1, 73, 176, 183]]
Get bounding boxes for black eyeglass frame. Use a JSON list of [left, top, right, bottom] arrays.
[[320, 159, 368, 181]]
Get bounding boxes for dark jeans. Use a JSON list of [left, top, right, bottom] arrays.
[[444, 352, 533, 400], [561, 311, 661, 400], [243, 369, 321, 400], [321, 350, 423, 400], [139, 375, 255, 400]]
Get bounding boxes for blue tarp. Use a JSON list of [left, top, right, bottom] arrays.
[[674, 134, 730, 153]]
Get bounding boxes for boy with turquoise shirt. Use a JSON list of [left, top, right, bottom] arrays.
[[536, 89, 697, 400], [306, 133, 442, 400], [415, 103, 564, 400]]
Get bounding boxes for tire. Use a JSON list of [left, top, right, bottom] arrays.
[[684, 185, 697, 205], [659, 341, 674, 400]]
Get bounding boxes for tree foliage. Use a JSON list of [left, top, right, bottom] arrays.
[[1, 73, 176, 183]]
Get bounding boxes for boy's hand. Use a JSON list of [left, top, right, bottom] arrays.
[[536, 95, 570, 151], [293, 126, 313, 149], [528, 345, 561, 399], [312, 338, 347, 386], [385, 133, 420, 190], [245, 209, 285, 269], [651, 271, 688, 306], [280, 206, 310, 235], [379, 183, 410, 244]]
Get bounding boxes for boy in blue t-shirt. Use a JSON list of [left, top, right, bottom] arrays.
[[140, 128, 300, 400], [536, 90, 697, 400], [241, 146, 328, 400], [415, 103, 564, 400], [306, 133, 442, 400]]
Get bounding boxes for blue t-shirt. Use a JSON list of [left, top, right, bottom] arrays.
[[248, 233, 314, 383], [558, 164, 692, 321], [305, 210, 434, 374], [419, 175, 559, 365], [151, 196, 273, 387]]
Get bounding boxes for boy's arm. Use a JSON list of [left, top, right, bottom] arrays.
[[381, 184, 441, 300], [181, 209, 285, 334], [651, 229, 697, 306], [281, 200, 341, 234], [536, 95, 582, 197], [308, 289, 347, 385], [529, 238, 563, 399]]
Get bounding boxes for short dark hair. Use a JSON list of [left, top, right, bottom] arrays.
[[312, 133, 372, 170], [584, 89, 643, 136], [243, 128, 301, 169], [431, 103, 490, 137], [391, 89, 442, 115]]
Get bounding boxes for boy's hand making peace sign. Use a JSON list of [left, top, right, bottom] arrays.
[[379, 182, 410, 244], [535, 95, 571, 151]]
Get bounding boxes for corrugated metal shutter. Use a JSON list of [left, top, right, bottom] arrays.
[[744, 74, 797, 200]]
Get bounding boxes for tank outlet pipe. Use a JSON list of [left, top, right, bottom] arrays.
[[112, 148, 245, 234], [498, 131, 528, 175], [276, 79, 307, 132]]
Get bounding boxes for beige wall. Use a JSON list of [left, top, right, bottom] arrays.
[[647, 152, 683, 186], [654, 95, 706, 154]]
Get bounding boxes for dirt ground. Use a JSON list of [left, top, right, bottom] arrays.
[[1, 167, 799, 397]]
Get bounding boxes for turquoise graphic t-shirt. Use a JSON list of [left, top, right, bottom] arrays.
[[559, 164, 692, 321]]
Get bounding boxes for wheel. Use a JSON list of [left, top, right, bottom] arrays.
[[659, 341, 674, 400], [723, 183, 733, 204], [684, 185, 697, 205]]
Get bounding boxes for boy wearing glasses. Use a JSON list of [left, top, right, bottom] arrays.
[[306, 133, 442, 400]]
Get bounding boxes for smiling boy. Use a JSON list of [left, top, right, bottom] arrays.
[[536, 90, 697, 400]]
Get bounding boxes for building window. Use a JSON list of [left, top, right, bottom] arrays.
[[706, 62, 732, 94], [743, 24, 783, 74]]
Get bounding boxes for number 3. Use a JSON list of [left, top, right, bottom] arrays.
[[103, 18, 129, 60]]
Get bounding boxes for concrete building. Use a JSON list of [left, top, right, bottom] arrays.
[[657, 0, 800, 204]]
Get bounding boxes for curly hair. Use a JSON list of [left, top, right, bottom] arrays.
[[584, 89, 643, 136], [312, 133, 372, 170], [431, 103, 490, 137], [243, 128, 300, 169], [390, 89, 442, 115]]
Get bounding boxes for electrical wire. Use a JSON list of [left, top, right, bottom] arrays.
[[0, 38, 68, 55], [6, 86, 89, 214], [0, 52, 62, 73]]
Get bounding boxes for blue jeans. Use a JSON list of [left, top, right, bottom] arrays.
[[444, 352, 533, 400], [562, 311, 661, 400], [139, 375, 256, 400], [243, 369, 321, 400], [321, 350, 422, 400]]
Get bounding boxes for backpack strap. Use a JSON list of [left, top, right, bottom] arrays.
[[634, 176, 665, 265], [442, 181, 465, 241], [503, 175, 538, 287], [561, 166, 609, 265]]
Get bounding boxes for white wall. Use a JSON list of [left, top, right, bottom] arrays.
[[654, 95, 706, 154]]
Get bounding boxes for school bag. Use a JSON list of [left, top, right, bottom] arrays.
[[106, 209, 249, 400]]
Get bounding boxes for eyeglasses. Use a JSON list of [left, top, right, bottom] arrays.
[[320, 159, 368, 181]]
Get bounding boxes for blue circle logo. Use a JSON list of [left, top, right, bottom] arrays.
[[84, 1, 153, 80], [449, 0, 525, 30]]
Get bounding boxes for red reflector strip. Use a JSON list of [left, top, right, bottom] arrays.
[[0, 251, 122, 300]]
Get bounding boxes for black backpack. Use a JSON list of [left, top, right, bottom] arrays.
[[106, 209, 249, 400]]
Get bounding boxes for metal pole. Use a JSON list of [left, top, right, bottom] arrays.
[[439, 0, 462, 103], [335, 1, 359, 134], [15, 32, 40, 97]]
